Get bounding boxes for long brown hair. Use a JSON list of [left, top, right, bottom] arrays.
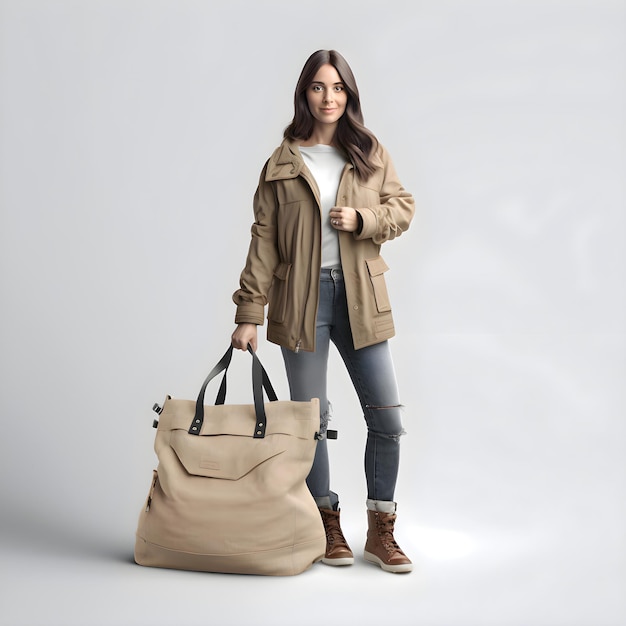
[[284, 50, 379, 181]]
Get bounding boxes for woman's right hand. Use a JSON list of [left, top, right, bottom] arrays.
[[231, 323, 258, 352]]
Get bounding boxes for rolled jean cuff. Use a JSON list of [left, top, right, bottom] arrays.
[[366, 499, 397, 514], [315, 490, 339, 511]]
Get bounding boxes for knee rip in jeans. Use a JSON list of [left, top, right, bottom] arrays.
[[316, 401, 332, 439], [365, 404, 406, 442], [366, 404, 405, 410], [369, 427, 406, 443]]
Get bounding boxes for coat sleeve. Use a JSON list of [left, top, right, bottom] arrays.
[[353, 144, 415, 245], [232, 163, 280, 325]]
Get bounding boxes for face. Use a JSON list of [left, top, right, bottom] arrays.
[[305, 63, 348, 128]]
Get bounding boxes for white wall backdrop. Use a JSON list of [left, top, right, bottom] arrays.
[[1, 1, 624, 625]]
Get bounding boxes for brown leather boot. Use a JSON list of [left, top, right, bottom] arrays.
[[319, 508, 354, 566], [364, 509, 413, 573]]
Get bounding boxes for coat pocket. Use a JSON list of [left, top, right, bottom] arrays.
[[267, 262, 292, 323], [365, 256, 392, 313]]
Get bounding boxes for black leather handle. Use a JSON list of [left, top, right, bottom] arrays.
[[214, 345, 277, 407], [188, 345, 278, 438]]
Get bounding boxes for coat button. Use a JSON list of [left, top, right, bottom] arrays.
[[353, 305, 359, 310]]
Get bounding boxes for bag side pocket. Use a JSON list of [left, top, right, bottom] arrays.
[[144, 470, 159, 512]]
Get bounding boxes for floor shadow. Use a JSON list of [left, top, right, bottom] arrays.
[[0, 509, 135, 565]]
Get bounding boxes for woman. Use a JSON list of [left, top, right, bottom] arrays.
[[231, 50, 414, 573]]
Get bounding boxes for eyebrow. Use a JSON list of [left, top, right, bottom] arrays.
[[311, 81, 344, 85]]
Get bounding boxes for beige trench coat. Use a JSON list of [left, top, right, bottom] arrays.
[[233, 138, 414, 352]]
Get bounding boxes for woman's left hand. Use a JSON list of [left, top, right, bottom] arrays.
[[329, 207, 359, 233]]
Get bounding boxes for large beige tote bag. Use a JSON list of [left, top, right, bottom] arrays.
[[135, 345, 325, 576]]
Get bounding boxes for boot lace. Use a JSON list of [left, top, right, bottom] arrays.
[[377, 514, 403, 554], [321, 511, 346, 547]]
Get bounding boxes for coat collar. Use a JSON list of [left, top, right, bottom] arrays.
[[265, 139, 303, 182], [265, 138, 355, 182]]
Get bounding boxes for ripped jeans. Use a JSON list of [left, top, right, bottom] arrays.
[[281, 267, 405, 505]]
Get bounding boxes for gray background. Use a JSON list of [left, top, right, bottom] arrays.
[[1, 1, 624, 625]]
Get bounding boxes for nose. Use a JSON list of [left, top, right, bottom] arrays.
[[323, 90, 334, 104]]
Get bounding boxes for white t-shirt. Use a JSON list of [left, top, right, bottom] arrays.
[[299, 144, 347, 269]]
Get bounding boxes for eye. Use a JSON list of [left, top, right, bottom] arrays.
[[311, 85, 323, 92], [334, 85, 344, 92]]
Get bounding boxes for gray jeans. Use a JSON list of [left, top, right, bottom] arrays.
[[281, 268, 405, 504]]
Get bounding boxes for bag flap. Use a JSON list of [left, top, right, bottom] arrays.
[[156, 398, 320, 480], [168, 430, 287, 479]]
